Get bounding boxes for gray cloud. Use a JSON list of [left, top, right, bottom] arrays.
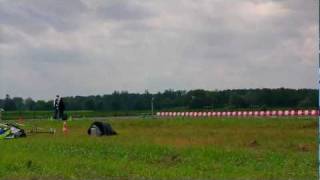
[[0, 0, 317, 100], [96, 1, 154, 21], [0, 0, 90, 36]]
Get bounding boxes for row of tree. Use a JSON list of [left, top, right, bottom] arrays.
[[0, 88, 317, 111]]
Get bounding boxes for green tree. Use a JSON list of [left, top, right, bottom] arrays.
[[25, 98, 35, 110], [3, 94, 16, 111]]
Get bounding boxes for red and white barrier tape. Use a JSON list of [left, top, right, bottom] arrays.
[[156, 109, 319, 117]]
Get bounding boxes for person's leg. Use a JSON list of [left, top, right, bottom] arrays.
[[54, 109, 58, 119], [60, 110, 63, 120], [57, 109, 61, 119]]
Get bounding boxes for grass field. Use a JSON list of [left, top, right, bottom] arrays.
[[1, 110, 151, 120], [0, 117, 317, 179]]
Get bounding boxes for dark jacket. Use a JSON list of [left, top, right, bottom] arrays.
[[58, 98, 65, 112]]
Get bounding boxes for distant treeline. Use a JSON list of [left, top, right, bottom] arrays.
[[0, 88, 317, 111]]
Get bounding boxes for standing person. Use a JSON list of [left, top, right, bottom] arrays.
[[58, 97, 65, 120], [53, 95, 60, 119]]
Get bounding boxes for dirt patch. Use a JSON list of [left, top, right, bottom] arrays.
[[302, 122, 317, 129], [248, 140, 259, 147], [297, 144, 310, 152], [158, 154, 182, 165]]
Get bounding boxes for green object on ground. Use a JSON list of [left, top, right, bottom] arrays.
[[0, 129, 11, 139]]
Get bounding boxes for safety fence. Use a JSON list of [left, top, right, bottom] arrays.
[[156, 109, 319, 117]]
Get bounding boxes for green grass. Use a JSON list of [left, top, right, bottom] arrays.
[[1, 110, 150, 120], [0, 117, 317, 179]]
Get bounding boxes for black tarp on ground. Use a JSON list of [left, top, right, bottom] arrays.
[[87, 121, 117, 136]]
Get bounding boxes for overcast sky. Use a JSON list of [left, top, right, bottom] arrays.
[[0, 0, 317, 100]]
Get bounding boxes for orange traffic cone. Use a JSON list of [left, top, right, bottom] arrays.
[[62, 121, 68, 134]]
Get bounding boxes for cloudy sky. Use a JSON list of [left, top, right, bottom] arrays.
[[0, 0, 317, 100]]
